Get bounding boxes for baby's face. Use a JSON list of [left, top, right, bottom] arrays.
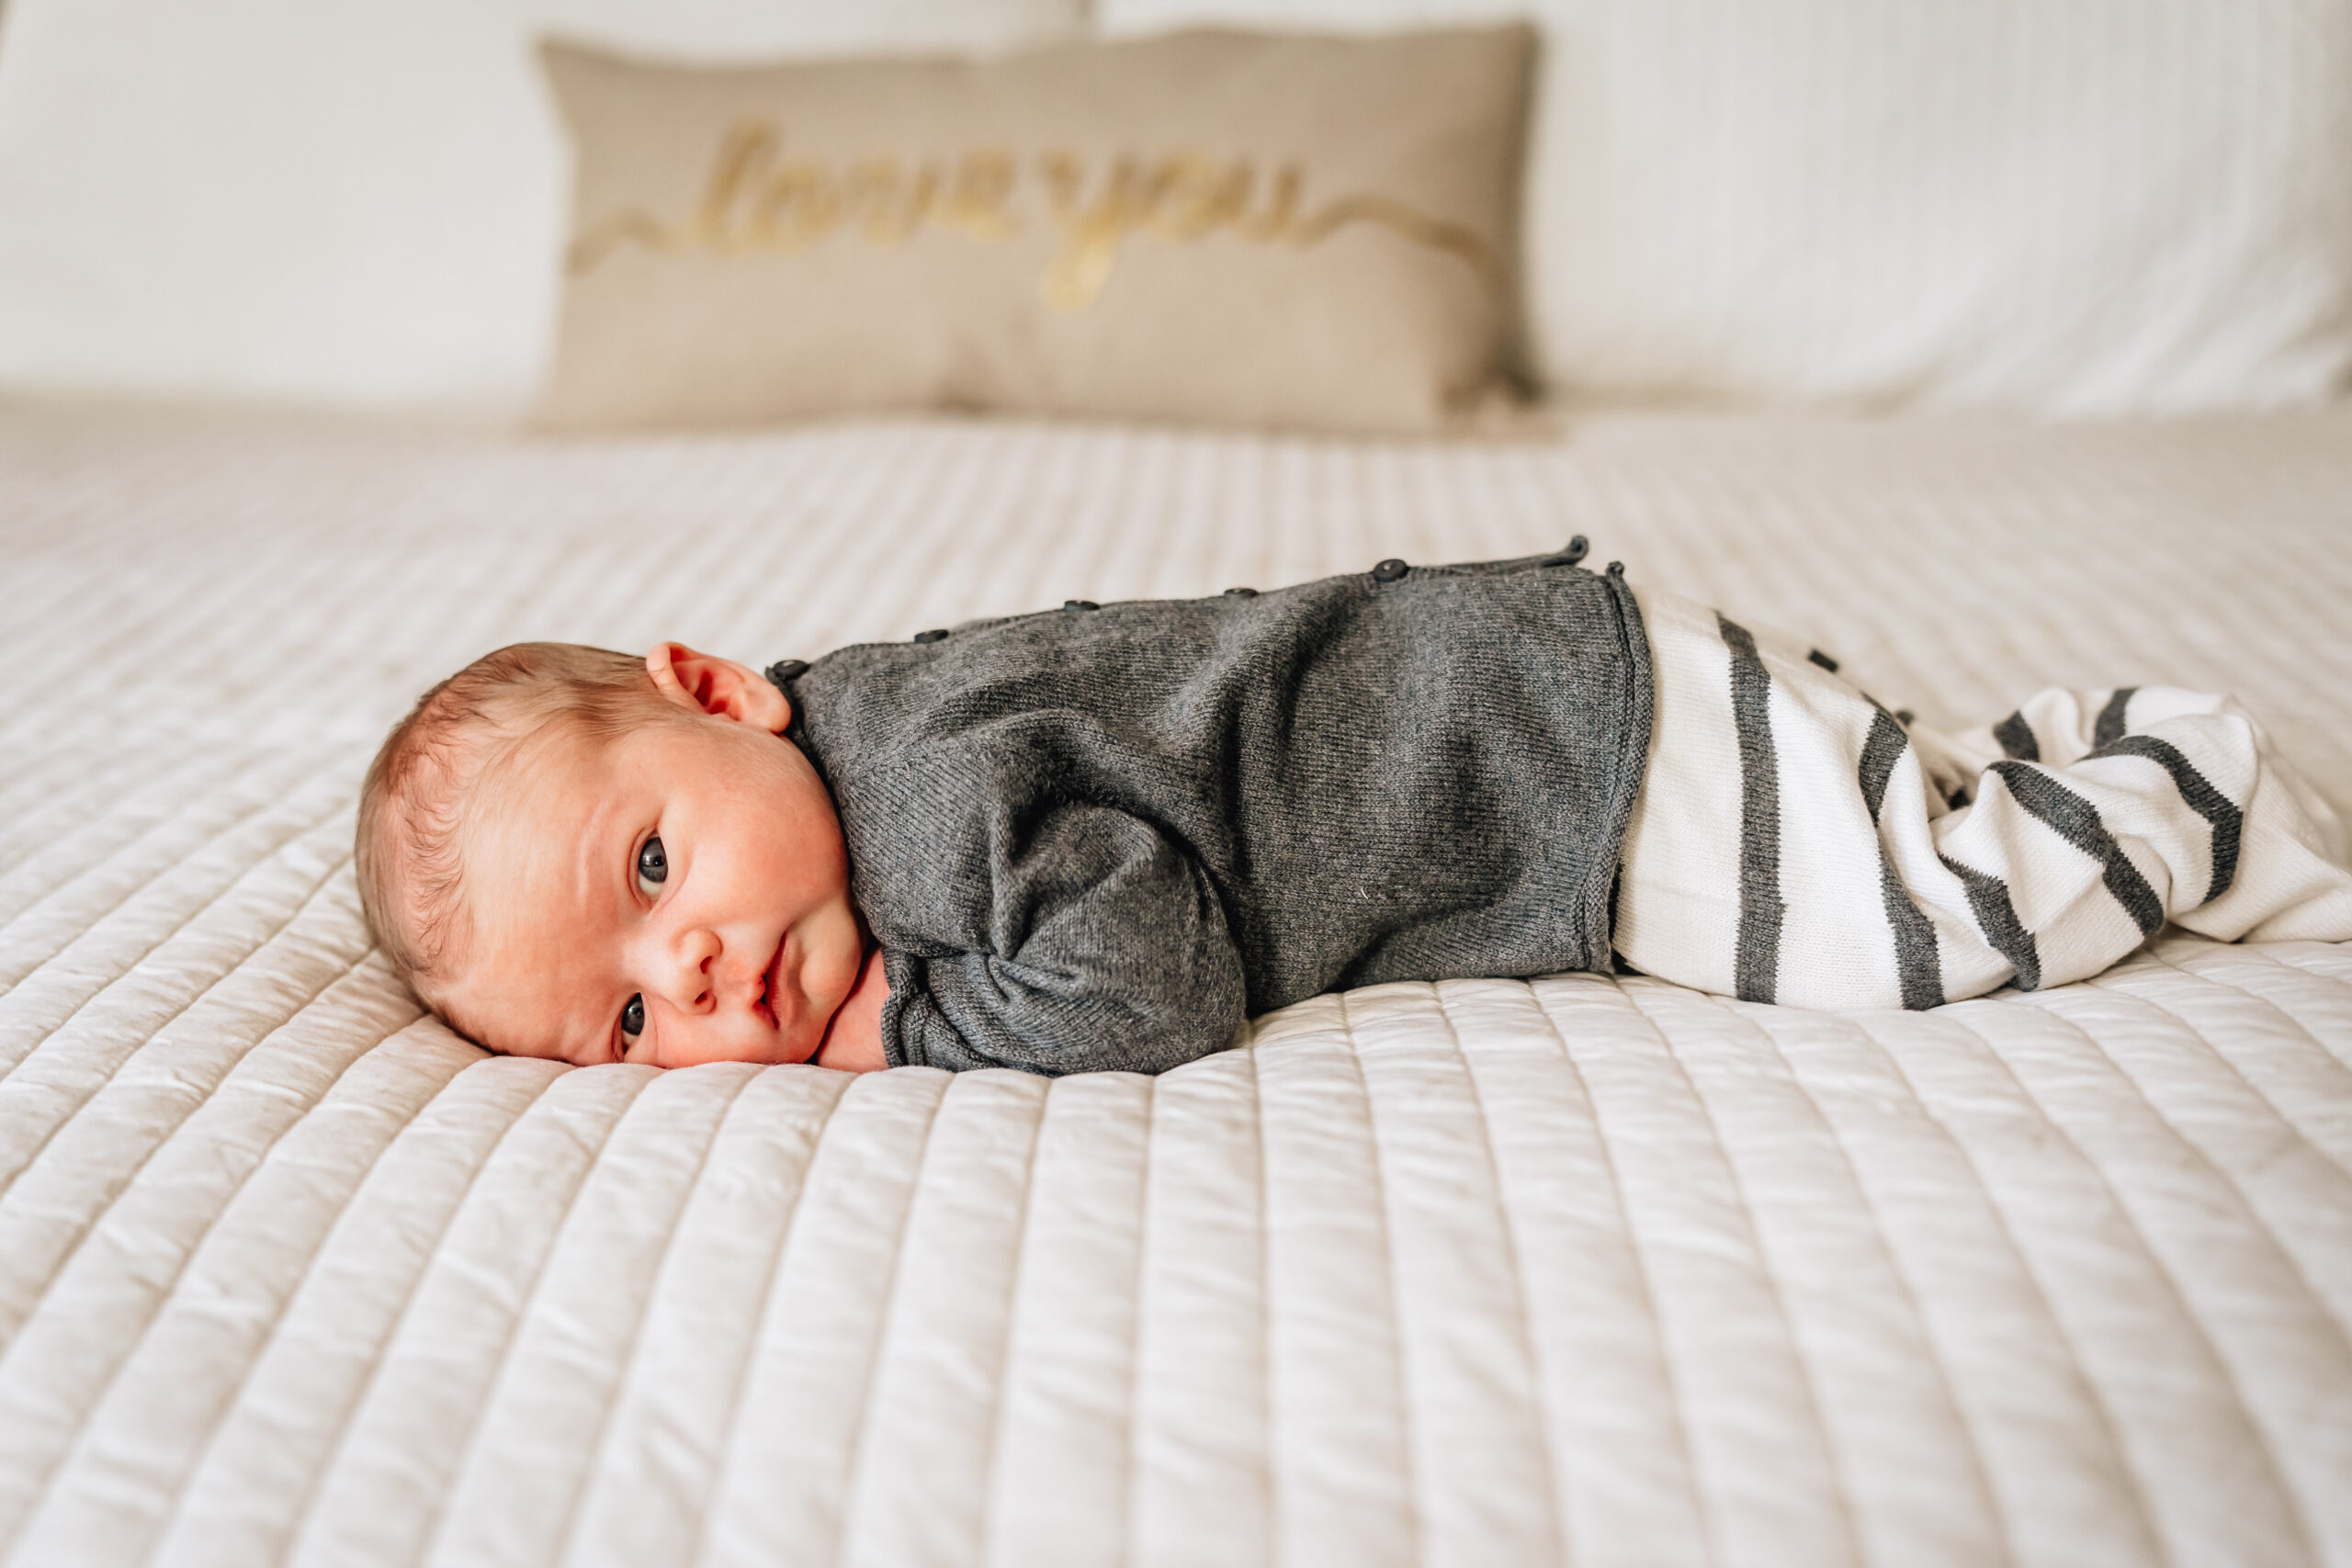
[[437, 707, 869, 1068]]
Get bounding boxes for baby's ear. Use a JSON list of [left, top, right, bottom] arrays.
[[646, 643, 793, 733]]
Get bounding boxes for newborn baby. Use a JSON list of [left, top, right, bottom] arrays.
[[356, 547, 2352, 1074]]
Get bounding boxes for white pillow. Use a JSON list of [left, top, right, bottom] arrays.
[[0, 0, 1081, 413], [1103, 0, 2352, 416]]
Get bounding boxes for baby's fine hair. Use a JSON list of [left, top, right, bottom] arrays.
[[356, 641, 676, 997]]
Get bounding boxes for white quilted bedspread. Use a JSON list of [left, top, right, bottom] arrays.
[[2, 403, 2350, 1568]]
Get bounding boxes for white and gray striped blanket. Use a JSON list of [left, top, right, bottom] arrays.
[[1618, 586, 2352, 1010]]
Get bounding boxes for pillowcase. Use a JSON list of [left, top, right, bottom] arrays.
[[536, 26, 1535, 434]]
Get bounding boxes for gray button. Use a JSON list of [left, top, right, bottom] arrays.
[[1372, 558, 1408, 583], [913, 628, 949, 644]]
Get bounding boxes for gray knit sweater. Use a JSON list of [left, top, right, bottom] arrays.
[[775, 550, 1654, 1075]]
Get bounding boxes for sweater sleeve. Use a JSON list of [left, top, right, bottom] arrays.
[[877, 804, 1248, 1076]]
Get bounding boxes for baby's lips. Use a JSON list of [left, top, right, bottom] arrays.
[[757, 934, 790, 1020]]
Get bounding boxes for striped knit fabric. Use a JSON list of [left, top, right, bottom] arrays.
[[1614, 587, 2352, 1010]]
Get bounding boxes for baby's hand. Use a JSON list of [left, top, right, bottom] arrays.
[[811, 945, 889, 1072]]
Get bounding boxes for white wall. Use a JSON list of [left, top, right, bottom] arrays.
[[0, 0, 1081, 413]]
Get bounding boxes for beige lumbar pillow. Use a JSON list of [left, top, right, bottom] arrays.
[[537, 26, 1533, 435]]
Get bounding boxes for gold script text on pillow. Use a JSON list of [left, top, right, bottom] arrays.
[[566, 119, 1503, 313]]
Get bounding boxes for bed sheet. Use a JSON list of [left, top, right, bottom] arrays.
[[1, 403, 2348, 1568]]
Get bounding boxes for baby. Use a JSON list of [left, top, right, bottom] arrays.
[[356, 547, 2352, 1074]]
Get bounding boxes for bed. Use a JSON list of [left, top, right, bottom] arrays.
[[2, 400, 2347, 1567]]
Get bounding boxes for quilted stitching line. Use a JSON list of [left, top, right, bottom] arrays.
[[1032, 424, 1123, 622], [2237, 948, 2352, 1066], [2019, 987, 2337, 1559], [0, 897, 375, 1367], [132, 1012, 471, 1566], [264, 1060, 567, 1568], [1049, 425, 1138, 603], [683, 431, 897, 654], [401, 1067, 659, 1568], [0, 825, 363, 1209], [2249, 942, 2352, 1008], [0, 744, 242, 947], [1240, 439, 1282, 592], [0, 728, 243, 866], [0, 744, 324, 957], [0, 760, 349, 1073], [542, 1066, 763, 1568], [673, 1071, 856, 1568], [1114, 1072, 1158, 1568], [2127, 945, 2352, 1183], [0, 774, 345, 1015], [0, 954, 395, 1560], [1133, 428, 1198, 605], [958, 1077, 1055, 1568], [1334, 986, 1426, 1567], [68, 525, 264, 658], [1428, 982, 1571, 1567], [0, 736, 132, 821], [1928, 1006, 2188, 1568], [643, 465, 823, 651], [2233, 935, 2352, 998], [706, 438, 876, 640], [1252, 1032, 1278, 1568], [1523, 980, 1709, 1558], [858, 438, 993, 648], [154, 536, 362, 675], [2117, 944, 2352, 1189], [1617, 980, 1869, 1568], [2030, 976, 2348, 1348], [1714, 995, 2018, 1568], [820, 1075, 953, 1568], [132, 1029, 472, 1561], [810, 428, 959, 648]]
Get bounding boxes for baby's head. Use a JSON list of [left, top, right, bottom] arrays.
[[356, 641, 869, 1067]]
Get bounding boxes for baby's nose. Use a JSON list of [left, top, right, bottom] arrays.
[[662, 931, 721, 1011]]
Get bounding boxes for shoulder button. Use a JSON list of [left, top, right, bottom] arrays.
[[1064, 599, 1099, 612], [1371, 558, 1408, 583], [1223, 586, 1258, 598], [764, 659, 808, 685], [913, 628, 949, 644]]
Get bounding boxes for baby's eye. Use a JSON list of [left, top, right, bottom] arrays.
[[620, 994, 646, 1043], [635, 835, 667, 897]]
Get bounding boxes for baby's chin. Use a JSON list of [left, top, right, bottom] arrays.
[[773, 1018, 829, 1066], [769, 991, 847, 1066]]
